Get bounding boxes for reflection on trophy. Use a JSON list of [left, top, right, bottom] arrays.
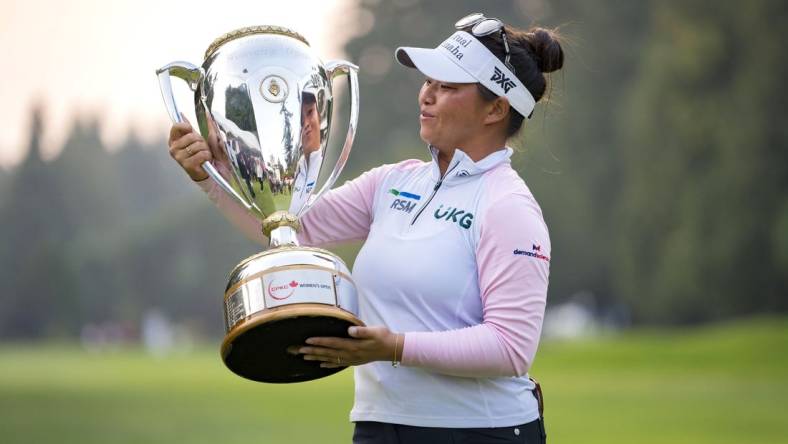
[[155, 25, 362, 383]]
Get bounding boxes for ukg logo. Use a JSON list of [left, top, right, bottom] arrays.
[[434, 204, 474, 229]]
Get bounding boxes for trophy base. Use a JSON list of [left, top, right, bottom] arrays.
[[221, 246, 363, 383], [221, 303, 364, 383]]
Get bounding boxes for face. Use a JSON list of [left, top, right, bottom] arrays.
[[300, 101, 321, 155], [418, 77, 491, 151]]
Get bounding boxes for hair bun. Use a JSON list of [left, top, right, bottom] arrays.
[[524, 28, 564, 73]]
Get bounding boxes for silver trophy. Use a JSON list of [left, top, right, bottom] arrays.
[[156, 25, 362, 383]]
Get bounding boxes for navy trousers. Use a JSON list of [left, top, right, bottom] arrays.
[[352, 418, 546, 444]]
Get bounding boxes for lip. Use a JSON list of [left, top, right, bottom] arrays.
[[420, 110, 436, 121]]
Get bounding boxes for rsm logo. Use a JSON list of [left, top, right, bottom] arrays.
[[389, 188, 421, 214], [434, 204, 474, 229], [391, 198, 417, 214]]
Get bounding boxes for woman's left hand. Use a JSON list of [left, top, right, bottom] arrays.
[[290, 326, 403, 368]]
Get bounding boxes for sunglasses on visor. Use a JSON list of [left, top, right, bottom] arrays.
[[454, 13, 514, 73]]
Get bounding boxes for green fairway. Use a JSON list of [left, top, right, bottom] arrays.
[[1, 317, 786, 444]]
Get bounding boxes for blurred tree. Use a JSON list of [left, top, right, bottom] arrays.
[[0, 108, 82, 338], [615, 0, 788, 322], [514, 1, 652, 313], [0, 166, 9, 200], [341, 0, 652, 312], [0, 107, 260, 339], [1, 0, 785, 341]]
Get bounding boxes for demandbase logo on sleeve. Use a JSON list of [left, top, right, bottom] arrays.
[[513, 244, 550, 262]]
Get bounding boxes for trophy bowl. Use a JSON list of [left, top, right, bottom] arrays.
[[156, 25, 363, 383]]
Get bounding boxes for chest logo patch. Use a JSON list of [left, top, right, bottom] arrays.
[[389, 188, 421, 200], [391, 198, 417, 214], [434, 204, 474, 229], [389, 188, 421, 214]]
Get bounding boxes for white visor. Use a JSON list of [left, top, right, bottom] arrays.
[[396, 31, 536, 117]]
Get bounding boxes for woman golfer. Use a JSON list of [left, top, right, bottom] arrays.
[[169, 12, 563, 444]]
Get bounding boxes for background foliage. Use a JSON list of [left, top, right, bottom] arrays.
[[1, 0, 786, 341]]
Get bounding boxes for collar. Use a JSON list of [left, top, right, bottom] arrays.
[[427, 145, 512, 185], [298, 149, 323, 168]]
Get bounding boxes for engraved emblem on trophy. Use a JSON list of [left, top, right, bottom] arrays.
[[155, 25, 362, 383]]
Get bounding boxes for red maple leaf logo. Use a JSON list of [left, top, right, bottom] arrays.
[[289, 280, 299, 288]]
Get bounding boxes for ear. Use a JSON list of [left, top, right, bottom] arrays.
[[483, 97, 510, 126]]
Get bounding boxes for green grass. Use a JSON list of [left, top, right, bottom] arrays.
[[1, 317, 786, 443], [531, 317, 788, 443]]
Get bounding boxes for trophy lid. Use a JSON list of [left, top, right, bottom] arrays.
[[205, 25, 310, 60]]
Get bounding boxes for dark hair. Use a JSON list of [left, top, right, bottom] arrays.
[[463, 24, 565, 137], [302, 91, 317, 105]]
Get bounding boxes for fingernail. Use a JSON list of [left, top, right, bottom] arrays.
[[305, 338, 315, 345], [349, 327, 357, 335]]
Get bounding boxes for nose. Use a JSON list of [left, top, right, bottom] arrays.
[[419, 81, 436, 105]]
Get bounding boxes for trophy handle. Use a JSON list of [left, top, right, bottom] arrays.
[[299, 60, 360, 216], [156, 61, 252, 210]]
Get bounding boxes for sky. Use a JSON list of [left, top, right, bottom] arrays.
[[0, 0, 363, 168]]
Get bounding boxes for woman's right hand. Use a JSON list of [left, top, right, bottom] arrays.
[[168, 117, 213, 182]]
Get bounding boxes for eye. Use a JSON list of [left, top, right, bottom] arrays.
[[440, 84, 456, 90]]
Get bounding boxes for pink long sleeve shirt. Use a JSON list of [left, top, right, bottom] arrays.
[[199, 147, 550, 427]]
